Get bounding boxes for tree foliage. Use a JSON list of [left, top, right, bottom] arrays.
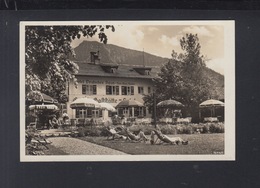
[[25, 25, 115, 103], [144, 33, 214, 121]]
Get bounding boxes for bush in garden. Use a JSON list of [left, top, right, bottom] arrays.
[[129, 124, 154, 135], [77, 127, 85, 137], [160, 124, 177, 135], [175, 124, 193, 134], [76, 126, 110, 137], [201, 124, 210, 133], [209, 123, 224, 133], [88, 128, 102, 137]]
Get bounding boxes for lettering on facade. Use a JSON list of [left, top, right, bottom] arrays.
[[93, 97, 118, 103], [78, 79, 135, 85]]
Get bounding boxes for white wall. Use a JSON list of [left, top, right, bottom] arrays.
[[67, 76, 154, 119]]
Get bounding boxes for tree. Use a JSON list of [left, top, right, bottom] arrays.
[[25, 25, 115, 103], [143, 33, 212, 122]]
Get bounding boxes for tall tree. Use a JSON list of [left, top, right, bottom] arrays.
[[25, 25, 115, 103], [143, 33, 212, 122]]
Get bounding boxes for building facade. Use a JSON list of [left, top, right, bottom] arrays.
[[66, 57, 158, 121]]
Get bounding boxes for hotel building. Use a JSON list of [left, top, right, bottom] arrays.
[[66, 52, 159, 122]]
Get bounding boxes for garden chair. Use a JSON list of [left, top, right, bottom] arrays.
[[152, 130, 188, 145], [105, 127, 126, 140]]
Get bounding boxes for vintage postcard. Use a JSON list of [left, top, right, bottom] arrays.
[[20, 21, 235, 161]]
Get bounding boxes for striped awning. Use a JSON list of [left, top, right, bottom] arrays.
[[116, 100, 143, 108], [29, 104, 58, 110]]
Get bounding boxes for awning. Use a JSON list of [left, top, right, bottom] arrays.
[[27, 91, 58, 104], [70, 97, 101, 109], [116, 100, 143, 108], [29, 104, 59, 110], [99, 103, 116, 112]]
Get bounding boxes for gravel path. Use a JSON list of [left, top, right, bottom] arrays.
[[47, 137, 128, 155]]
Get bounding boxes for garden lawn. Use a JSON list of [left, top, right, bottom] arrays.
[[79, 133, 224, 155], [43, 144, 69, 155]]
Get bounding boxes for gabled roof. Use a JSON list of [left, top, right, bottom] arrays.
[[76, 62, 159, 79]]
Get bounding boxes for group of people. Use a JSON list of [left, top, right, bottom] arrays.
[[48, 113, 70, 129], [106, 126, 188, 145]]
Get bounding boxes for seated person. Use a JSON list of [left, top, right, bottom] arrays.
[[137, 129, 149, 142], [49, 115, 61, 129], [106, 126, 126, 140], [63, 116, 70, 126]]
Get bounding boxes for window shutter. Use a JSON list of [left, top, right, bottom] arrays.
[[116, 86, 119, 95], [131, 86, 134, 95], [82, 85, 86, 94], [93, 85, 97, 95]]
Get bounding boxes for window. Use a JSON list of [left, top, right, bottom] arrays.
[[138, 86, 144, 94], [92, 110, 101, 118], [122, 86, 134, 95], [110, 68, 116, 73], [82, 85, 97, 95], [145, 70, 150, 75], [76, 109, 87, 118], [148, 87, 151, 94], [106, 85, 119, 95], [87, 110, 92, 118]]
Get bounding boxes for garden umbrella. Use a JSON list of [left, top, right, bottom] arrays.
[[70, 97, 101, 109], [199, 99, 224, 107], [157, 99, 184, 108], [115, 100, 143, 108], [157, 99, 184, 119], [99, 102, 116, 112], [199, 99, 224, 118], [29, 104, 59, 110]]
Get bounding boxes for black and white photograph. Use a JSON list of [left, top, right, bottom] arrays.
[[20, 21, 235, 161]]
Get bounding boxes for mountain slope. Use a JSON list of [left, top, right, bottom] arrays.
[[73, 41, 224, 99], [73, 41, 169, 66]]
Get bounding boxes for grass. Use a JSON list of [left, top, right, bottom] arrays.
[[43, 144, 69, 155], [79, 133, 224, 155]]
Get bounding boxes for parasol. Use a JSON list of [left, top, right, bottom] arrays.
[[115, 100, 143, 108], [199, 99, 224, 118], [199, 99, 224, 108], [70, 97, 101, 109], [157, 99, 184, 108]]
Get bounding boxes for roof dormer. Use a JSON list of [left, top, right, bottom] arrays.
[[100, 63, 119, 73], [90, 51, 100, 64], [133, 67, 152, 75]]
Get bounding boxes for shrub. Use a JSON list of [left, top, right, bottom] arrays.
[[77, 127, 85, 137], [129, 124, 154, 135], [201, 124, 210, 134], [209, 123, 224, 133], [176, 124, 193, 134], [160, 124, 177, 135]]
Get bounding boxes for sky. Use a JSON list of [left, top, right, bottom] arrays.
[[71, 23, 225, 75]]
